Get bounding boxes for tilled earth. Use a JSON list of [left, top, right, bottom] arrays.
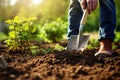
[[0, 41, 120, 80]]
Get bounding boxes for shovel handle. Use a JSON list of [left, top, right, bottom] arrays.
[[80, 9, 88, 25]]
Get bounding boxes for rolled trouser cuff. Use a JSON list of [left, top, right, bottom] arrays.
[[98, 27, 115, 42]]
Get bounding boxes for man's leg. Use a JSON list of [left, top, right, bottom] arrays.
[[68, 0, 83, 39], [95, 0, 116, 56]]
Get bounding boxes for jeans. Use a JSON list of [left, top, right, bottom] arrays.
[[68, 0, 116, 41]]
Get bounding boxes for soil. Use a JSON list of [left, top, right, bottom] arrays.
[[0, 40, 120, 80]]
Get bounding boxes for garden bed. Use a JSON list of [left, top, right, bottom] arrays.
[[0, 40, 120, 80]]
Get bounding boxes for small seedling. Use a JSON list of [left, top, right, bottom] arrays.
[[40, 48, 53, 54], [54, 43, 65, 51], [87, 39, 99, 49], [5, 16, 39, 55], [30, 46, 40, 55]]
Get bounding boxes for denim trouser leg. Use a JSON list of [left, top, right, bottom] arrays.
[[68, 0, 83, 39], [68, 0, 116, 41], [99, 0, 116, 41]]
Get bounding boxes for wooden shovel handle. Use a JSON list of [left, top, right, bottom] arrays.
[[80, 9, 88, 25]]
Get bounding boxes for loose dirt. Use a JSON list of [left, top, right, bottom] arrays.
[[0, 40, 120, 80]]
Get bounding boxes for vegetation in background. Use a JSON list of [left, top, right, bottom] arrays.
[[38, 18, 68, 43], [0, 0, 69, 22], [5, 16, 39, 55], [0, 0, 120, 33], [115, 0, 120, 31]]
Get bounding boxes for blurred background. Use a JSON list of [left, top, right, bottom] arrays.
[[0, 0, 120, 42]]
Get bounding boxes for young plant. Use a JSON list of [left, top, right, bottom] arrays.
[[30, 46, 39, 55], [40, 48, 53, 54], [87, 39, 99, 49], [54, 43, 65, 51], [5, 16, 38, 54]]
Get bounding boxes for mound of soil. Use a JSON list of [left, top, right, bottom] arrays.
[[0, 41, 120, 80]]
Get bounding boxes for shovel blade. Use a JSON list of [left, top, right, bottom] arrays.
[[67, 35, 90, 52], [78, 35, 90, 51], [67, 35, 79, 52]]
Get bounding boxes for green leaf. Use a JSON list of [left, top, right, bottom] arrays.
[[30, 46, 39, 55], [5, 20, 13, 24], [14, 16, 20, 23], [23, 23, 29, 30], [21, 31, 28, 37], [4, 39, 14, 46], [32, 27, 36, 33], [54, 44, 65, 51], [9, 26, 14, 29], [30, 46, 38, 49], [9, 31, 16, 38], [31, 50, 37, 55]]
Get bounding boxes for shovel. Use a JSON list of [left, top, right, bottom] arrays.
[[67, 9, 90, 52]]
